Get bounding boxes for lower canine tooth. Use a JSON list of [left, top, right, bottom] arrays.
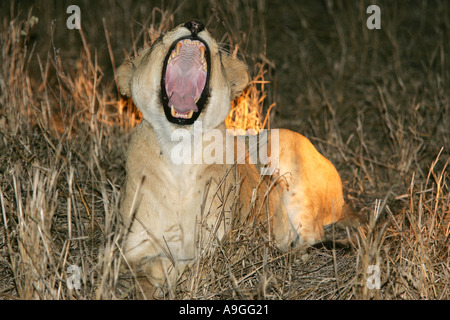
[[187, 110, 194, 119], [171, 105, 176, 117]]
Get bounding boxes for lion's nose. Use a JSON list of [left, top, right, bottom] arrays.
[[184, 20, 204, 37]]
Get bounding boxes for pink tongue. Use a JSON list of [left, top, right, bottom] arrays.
[[165, 45, 206, 114], [168, 92, 196, 113]]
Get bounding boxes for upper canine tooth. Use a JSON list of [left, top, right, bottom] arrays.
[[176, 42, 182, 55], [200, 46, 205, 61]]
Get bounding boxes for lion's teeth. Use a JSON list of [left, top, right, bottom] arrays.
[[200, 46, 205, 62], [171, 105, 194, 119], [176, 42, 182, 55]]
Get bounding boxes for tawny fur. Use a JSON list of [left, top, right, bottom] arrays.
[[117, 22, 358, 299]]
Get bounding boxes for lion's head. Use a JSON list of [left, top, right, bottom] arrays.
[[117, 20, 249, 139]]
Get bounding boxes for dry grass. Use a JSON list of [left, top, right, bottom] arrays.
[[0, 0, 448, 300]]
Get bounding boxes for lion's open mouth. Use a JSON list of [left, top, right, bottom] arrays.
[[161, 37, 210, 125]]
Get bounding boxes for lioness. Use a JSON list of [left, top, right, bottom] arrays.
[[117, 20, 358, 299]]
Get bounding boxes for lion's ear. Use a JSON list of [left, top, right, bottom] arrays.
[[116, 59, 135, 97], [221, 54, 250, 100], [116, 52, 147, 97]]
